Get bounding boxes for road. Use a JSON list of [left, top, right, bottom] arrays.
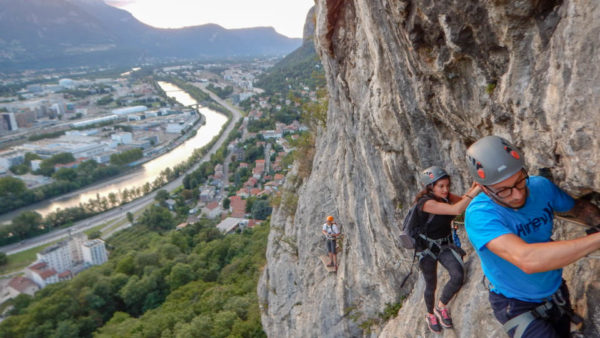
[[0, 85, 243, 256]]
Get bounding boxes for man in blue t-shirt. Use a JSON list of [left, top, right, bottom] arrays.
[[464, 136, 600, 338]]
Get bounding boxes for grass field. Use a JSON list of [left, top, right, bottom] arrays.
[[0, 242, 57, 275], [0, 214, 133, 276]]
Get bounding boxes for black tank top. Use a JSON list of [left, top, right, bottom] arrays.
[[417, 195, 455, 240]]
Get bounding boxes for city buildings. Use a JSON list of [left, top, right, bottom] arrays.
[[37, 240, 73, 274], [24, 237, 109, 289], [6, 276, 39, 298], [216, 217, 248, 233], [0, 112, 19, 131], [82, 239, 108, 266]]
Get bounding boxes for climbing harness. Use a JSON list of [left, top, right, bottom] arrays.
[[400, 233, 466, 289], [417, 234, 466, 279], [481, 276, 584, 338], [501, 287, 583, 338]]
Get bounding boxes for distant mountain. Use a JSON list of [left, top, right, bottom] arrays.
[[255, 6, 324, 94], [0, 0, 302, 71]]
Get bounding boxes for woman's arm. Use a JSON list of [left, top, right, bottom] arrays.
[[423, 182, 481, 215]]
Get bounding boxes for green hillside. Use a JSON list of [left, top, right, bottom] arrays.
[[255, 42, 325, 94], [0, 215, 268, 337]]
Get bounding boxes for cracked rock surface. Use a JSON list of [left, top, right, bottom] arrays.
[[259, 1, 600, 336]]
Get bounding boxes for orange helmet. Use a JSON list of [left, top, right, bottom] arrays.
[[327, 216, 334, 222]]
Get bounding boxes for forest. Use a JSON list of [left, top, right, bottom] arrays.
[[0, 214, 269, 337]]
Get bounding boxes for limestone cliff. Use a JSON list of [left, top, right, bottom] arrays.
[[259, 1, 600, 337]]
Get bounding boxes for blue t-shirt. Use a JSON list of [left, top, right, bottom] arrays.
[[465, 176, 574, 302]]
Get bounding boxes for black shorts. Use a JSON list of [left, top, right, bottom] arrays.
[[326, 239, 336, 254]]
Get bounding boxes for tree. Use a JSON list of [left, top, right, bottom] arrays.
[[52, 168, 78, 182], [0, 252, 7, 266], [0, 176, 27, 199], [24, 152, 41, 164], [88, 230, 102, 240], [108, 192, 119, 208], [211, 311, 237, 338], [167, 263, 195, 290], [37, 152, 75, 176], [53, 320, 80, 338], [139, 205, 175, 231], [181, 189, 194, 201], [126, 212, 134, 225], [143, 182, 152, 195], [10, 164, 29, 175], [110, 148, 143, 166], [154, 189, 170, 203], [11, 211, 43, 238], [96, 95, 113, 106], [251, 200, 272, 220], [223, 198, 231, 210]]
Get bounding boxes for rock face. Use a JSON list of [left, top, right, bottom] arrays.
[[258, 1, 600, 337]]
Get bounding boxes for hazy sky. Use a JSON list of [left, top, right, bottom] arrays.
[[105, 0, 315, 38]]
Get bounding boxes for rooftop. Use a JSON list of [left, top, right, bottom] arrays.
[[216, 217, 247, 233], [29, 261, 47, 270], [83, 239, 105, 247], [8, 276, 38, 293]]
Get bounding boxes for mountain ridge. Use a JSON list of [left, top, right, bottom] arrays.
[[0, 0, 301, 71]]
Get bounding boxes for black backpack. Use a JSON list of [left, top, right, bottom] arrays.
[[398, 204, 434, 249]]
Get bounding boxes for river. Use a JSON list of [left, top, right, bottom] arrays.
[[0, 82, 227, 221]]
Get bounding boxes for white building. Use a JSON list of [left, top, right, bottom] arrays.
[[30, 159, 42, 171], [112, 106, 147, 116], [71, 115, 119, 128], [6, 276, 39, 299], [239, 92, 255, 101], [145, 110, 158, 118], [202, 201, 223, 219], [216, 217, 248, 234], [20, 138, 107, 160], [0, 112, 18, 131], [65, 129, 99, 137], [111, 132, 133, 145], [82, 239, 108, 266], [166, 123, 185, 134], [70, 233, 87, 264], [0, 150, 24, 167], [26, 262, 59, 288], [37, 241, 73, 274], [200, 186, 216, 202], [50, 103, 65, 116], [261, 130, 283, 139], [58, 78, 76, 89]]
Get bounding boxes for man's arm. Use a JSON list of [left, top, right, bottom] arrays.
[[557, 199, 600, 226], [486, 232, 600, 274]]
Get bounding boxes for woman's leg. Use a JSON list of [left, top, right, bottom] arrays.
[[438, 248, 464, 305], [419, 254, 438, 314]]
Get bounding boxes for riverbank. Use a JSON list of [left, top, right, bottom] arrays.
[[0, 80, 238, 254], [0, 110, 207, 224]]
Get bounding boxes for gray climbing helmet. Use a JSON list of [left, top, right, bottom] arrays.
[[421, 166, 449, 186], [466, 135, 525, 185]]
